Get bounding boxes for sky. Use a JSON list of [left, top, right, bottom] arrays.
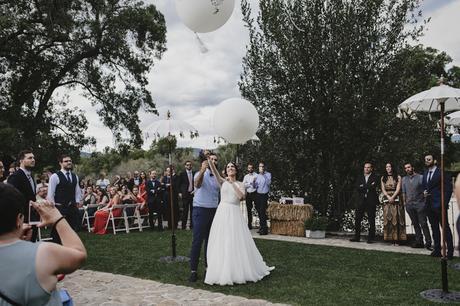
[[73, 0, 460, 152]]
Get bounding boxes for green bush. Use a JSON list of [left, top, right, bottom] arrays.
[[304, 216, 328, 231]]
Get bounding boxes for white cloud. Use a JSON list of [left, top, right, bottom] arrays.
[[71, 0, 460, 151], [418, 0, 460, 66]]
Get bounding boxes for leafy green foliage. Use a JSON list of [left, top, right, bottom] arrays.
[[0, 0, 166, 168], [304, 215, 329, 231], [239, 0, 460, 224]]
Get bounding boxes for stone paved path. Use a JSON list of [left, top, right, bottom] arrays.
[[60, 270, 288, 306], [251, 230, 432, 255]]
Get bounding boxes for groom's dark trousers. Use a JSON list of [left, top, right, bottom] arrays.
[[190, 207, 217, 271]]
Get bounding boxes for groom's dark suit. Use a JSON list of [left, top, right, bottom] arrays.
[[422, 167, 453, 257], [353, 172, 379, 241]]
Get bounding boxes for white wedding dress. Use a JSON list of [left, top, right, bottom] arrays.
[[204, 181, 274, 286]]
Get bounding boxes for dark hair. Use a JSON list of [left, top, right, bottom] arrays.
[[18, 149, 33, 161], [184, 160, 192, 165], [425, 153, 437, 160], [364, 161, 373, 167], [403, 162, 413, 167], [58, 154, 71, 163], [382, 162, 398, 184], [247, 162, 254, 167], [224, 162, 239, 177], [0, 183, 26, 235]]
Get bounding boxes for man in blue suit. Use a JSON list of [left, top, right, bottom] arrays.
[[422, 154, 454, 259]]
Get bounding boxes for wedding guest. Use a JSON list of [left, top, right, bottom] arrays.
[[132, 186, 148, 215], [83, 186, 98, 221], [253, 162, 271, 235], [146, 170, 163, 230], [96, 172, 110, 190], [127, 171, 142, 191], [139, 171, 148, 202], [179, 161, 195, 230], [402, 162, 432, 249], [455, 173, 460, 256], [36, 185, 48, 203], [243, 163, 258, 230], [36, 173, 49, 191], [350, 162, 379, 243], [96, 188, 110, 208], [47, 154, 81, 243], [0, 160, 4, 181], [93, 186, 122, 234], [0, 183, 86, 306], [423, 154, 454, 259], [381, 162, 406, 243], [162, 167, 180, 230], [7, 150, 38, 241]]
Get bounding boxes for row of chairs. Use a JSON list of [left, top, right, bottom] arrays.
[[80, 203, 155, 234]]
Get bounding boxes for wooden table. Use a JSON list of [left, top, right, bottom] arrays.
[[267, 202, 313, 237]]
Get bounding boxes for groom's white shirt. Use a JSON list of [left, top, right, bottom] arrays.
[[193, 169, 220, 208]]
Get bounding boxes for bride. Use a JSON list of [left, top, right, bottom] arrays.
[[205, 158, 274, 286]]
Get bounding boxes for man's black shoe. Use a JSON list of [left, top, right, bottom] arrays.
[[188, 272, 198, 283], [366, 240, 374, 244], [447, 254, 454, 260], [349, 238, 360, 242], [425, 244, 433, 251], [259, 230, 268, 235], [411, 243, 424, 249], [430, 251, 442, 257], [256, 229, 261, 233]]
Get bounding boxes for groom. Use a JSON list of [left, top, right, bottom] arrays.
[[188, 150, 220, 283]]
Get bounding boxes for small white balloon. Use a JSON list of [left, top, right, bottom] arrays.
[[213, 98, 259, 144], [174, 0, 235, 33]]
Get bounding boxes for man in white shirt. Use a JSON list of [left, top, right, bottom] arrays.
[[243, 163, 257, 229], [96, 172, 110, 190], [47, 154, 81, 243]]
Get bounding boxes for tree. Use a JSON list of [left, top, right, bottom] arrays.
[[0, 0, 166, 168], [239, 0, 456, 225]]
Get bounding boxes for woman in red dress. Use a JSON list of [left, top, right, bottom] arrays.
[[93, 186, 122, 234]]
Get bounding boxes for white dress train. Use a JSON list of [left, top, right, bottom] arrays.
[[204, 181, 274, 286]]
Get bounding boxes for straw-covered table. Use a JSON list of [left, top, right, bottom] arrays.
[[267, 202, 313, 237]]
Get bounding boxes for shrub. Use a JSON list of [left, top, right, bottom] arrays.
[[304, 216, 328, 231]]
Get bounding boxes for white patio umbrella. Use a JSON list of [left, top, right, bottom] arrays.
[[145, 111, 198, 164], [398, 82, 460, 296], [144, 110, 198, 262], [446, 110, 460, 127]]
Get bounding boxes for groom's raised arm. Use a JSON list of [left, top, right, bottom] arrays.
[[194, 160, 208, 189]]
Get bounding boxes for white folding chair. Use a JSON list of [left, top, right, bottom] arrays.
[[124, 204, 143, 233], [81, 204, 100, 232], [105, 205, 129, 234]]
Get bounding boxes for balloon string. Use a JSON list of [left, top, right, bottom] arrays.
[[195, 33, 209, 53]]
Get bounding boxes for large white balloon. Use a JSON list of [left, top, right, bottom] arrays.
[[174, 0, 235, 33], [213, 98, 259, 144]]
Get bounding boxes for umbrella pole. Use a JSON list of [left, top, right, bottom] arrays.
[[440, 101, 448, 293]]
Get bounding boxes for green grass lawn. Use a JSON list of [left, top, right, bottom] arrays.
[[78, 230, 459, 305]]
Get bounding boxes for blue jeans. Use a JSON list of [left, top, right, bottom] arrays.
[[189, 206, 216, 272]]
